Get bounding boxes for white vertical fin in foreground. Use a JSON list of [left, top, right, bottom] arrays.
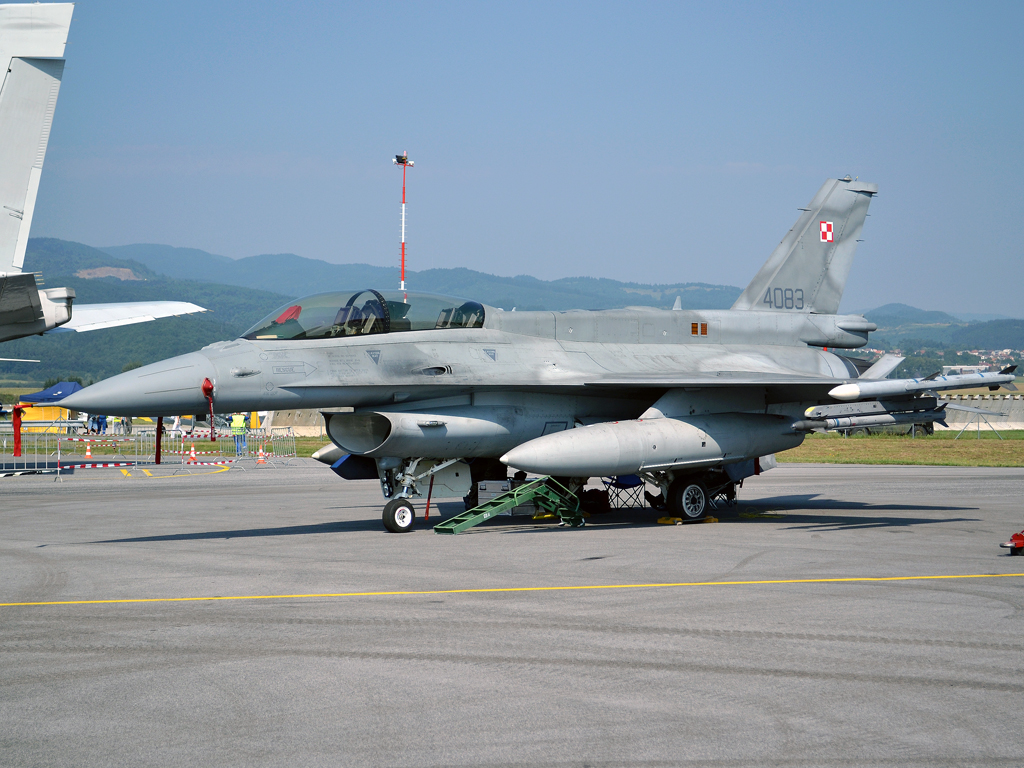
[[0, 2, 73, 275]]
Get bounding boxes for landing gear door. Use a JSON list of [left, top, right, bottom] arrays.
[[428, 460, 472, 498]]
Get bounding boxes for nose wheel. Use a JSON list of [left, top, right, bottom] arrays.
[[383, 498, 416, 533]]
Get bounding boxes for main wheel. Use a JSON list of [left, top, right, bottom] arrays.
[[383, 498, 416, 533], [669, 478, 707, 520]]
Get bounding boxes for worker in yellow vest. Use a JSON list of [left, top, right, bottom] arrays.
[[231, 412, 247, 455]]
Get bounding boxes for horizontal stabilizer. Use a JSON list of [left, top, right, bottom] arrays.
[[0, 4, 74, 61], [859, 354, 904, 380], [0, 271, 42, 324], [50, 301, 207, 333]]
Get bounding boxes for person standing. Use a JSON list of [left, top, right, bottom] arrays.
[[231, 412, 246, 455]]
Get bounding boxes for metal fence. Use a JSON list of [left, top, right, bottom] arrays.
[[1, 418, 298, 477]]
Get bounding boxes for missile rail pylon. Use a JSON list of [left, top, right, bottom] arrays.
[[433, 477, 581, 534]]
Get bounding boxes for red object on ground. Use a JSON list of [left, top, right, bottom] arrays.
[[275, 305, 301, 323], [201, 378, 215, 442], [1000, 531, 1024, 555], [12, 405, 24, 457], [155, 416, 163, 465]]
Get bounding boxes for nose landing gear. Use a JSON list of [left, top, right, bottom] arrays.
[[383, 497, 416, 533]]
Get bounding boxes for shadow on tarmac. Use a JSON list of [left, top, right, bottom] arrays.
[[94, 518, 386, 543], [92, 497, 978, 543]]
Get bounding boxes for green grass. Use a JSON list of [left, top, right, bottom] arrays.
[[780, 430, 1024, 467]]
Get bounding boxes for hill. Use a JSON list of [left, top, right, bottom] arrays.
[[100, 242, 742, 311], [862, 302, 1024, 351], [950, 320, 1024, 351], [2, 239, 292, 382], [864, 303, 962, 326]]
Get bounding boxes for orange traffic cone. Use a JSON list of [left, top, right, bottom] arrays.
[[256, 444, 266, 465], [189, 443, 197, 462], [84, 442, 92, 459]]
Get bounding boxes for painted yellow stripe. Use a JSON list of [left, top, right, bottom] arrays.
[[146, 465, 232, 479], [2, 572, 1023, 609]]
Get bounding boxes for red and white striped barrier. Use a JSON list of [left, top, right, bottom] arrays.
[[60, 462, 136, 469], [184, 459, 238, 466], [59, 437, 134, 443]]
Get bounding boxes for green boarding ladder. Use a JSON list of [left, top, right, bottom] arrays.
[[433, 477, 581, 535]]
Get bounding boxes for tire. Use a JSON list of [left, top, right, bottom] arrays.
[[669, 478, 707, 520], [383, 498, 416, 533]]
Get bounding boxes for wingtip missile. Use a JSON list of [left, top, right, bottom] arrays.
[[829, 369, 1018, 402]]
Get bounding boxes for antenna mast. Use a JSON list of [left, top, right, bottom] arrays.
[[393, 151, 414, 301]]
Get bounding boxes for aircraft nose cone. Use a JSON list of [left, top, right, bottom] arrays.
[[58, 352, 216, 416]]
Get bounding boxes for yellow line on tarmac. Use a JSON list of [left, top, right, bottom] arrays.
[[2, 572, 1023, 609], [146, 465, 232, 479], [141, 469, 152, 476]]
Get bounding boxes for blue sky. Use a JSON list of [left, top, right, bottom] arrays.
[[32, 1, 1024, 315]]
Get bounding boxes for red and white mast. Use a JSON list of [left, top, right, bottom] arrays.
[[393, 151, 414, 301]]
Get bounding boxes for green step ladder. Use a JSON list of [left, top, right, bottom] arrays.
[[433, 477, 582, 535]]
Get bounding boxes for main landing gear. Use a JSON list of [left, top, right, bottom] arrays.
[[667, 477, 708, 520], [649, 469, 737, 521]]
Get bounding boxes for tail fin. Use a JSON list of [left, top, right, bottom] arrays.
[[732, 177, 877, 314], [0, 3, 73, 275]]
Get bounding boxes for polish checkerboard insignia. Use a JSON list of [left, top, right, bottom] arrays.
[[819, 221, 833, 243]]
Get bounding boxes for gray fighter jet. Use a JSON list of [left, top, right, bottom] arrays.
[[60, 177, 1017, 531]]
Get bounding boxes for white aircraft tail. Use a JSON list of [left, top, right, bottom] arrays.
[[732, 177, 877, 315], [0, 2, 73, 275]]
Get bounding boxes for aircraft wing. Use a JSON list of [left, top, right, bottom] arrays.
[[584, 371, 849, 388], [50, 301, 208, 333], [585, 367, 1018, 399]]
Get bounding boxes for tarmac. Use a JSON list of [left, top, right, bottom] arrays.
[[2, 460, 1024, 767]]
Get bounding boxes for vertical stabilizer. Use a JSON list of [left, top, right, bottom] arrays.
[[732, 177, 877, 314], [0, 3, 73, 275]]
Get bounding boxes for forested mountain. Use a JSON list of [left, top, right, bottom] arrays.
[[100, 242, 742, 311], [864, 302, 1024, 350]]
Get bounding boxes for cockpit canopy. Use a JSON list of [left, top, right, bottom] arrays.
[[241, 289, 485, 341]]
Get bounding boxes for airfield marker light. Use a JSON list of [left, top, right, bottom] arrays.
[[393, 151, 414, 301]]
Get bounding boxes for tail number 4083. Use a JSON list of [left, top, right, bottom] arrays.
[[763, 287, 804, 310]]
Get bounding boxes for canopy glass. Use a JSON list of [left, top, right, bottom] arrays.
[[241, 289, 485, 341]]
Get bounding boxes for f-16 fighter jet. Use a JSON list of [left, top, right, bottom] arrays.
[[0, 3, 205, 349], [60, 177, 1017, 531]]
